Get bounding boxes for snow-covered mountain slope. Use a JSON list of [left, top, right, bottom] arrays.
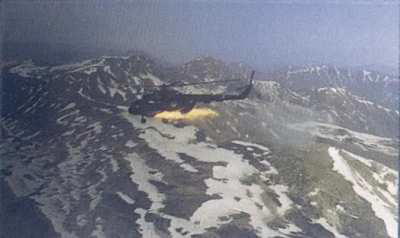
[[1, 55, 398, 238], [271, 65, 399, 111], [306, 87, 399, 138], [328, 147, 397, 238]]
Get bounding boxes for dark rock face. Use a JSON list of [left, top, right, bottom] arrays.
[[0, 179, 60, 238], [1, 55, 398, 238]]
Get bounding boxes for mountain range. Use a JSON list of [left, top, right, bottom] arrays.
[[1, 54, 398, 238]]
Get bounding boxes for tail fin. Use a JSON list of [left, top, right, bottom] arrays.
[[238, 71, 255, 98], [248, 70, 255, 87], [250, 70, 255, 80]]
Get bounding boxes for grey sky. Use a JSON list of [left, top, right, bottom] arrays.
[[3, 0, 399, 69]]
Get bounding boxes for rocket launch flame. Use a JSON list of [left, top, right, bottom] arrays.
[[154, 108, 218, 121]]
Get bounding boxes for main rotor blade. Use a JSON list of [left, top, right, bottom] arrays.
[[147, 78, 244, 88], [170, 78, 244, 87]]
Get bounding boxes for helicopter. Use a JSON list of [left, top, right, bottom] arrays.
[[129, 70, 255, 123]]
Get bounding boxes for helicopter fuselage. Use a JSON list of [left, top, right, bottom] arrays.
[[128, 90, 197, 117], [129, 80, 252, 118], [128, 71, 254, 122]]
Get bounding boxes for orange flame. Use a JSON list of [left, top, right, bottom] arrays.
[[154, 108, 218, 121]]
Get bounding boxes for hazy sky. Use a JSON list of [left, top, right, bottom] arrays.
[[3, 0, 399, 68]]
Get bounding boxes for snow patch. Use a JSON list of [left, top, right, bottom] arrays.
[[140, 72, 163, 86], [9, 61, 47, 78], [232, 140, 271, 153], [269, 184, 293, 216], [117, 192, 135, 205], [61, 103, 76, 111], [124, 153, 165, 237], [315, 217, 348, 238], [125, 140, 137, 148], [83, 67, 97, 75], [342, 150, 397, 202], [309, 188, 320, 197], [123, 113, 292, 237], [328, 147, 398, 238], [104, 65, 116, 78], [290, 121, 397, 156]]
